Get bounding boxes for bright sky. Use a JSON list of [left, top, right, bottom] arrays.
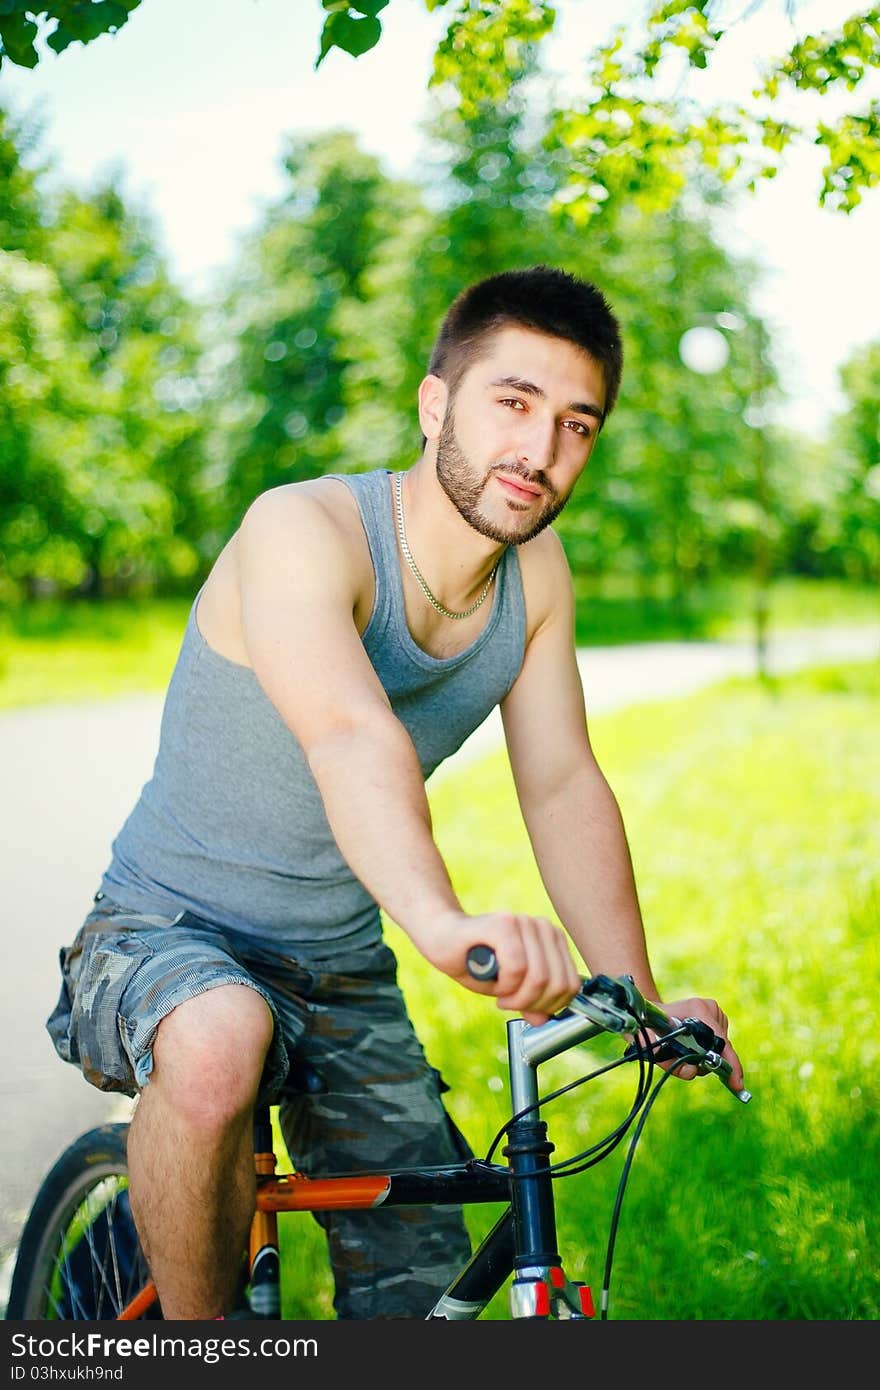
[[2, 0, 878, 435]]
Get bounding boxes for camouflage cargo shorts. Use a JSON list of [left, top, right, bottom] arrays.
[[47, 892, 475, 1318]]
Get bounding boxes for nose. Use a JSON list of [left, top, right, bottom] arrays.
[[516, 414, 556, 470]]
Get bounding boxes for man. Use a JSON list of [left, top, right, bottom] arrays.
[[48, 265, 744, 1321]]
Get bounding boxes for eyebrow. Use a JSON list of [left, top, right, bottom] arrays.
[[489, 375, 605, 425]]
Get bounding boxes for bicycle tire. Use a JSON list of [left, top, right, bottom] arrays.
[[6, 1123, 160, 1320]]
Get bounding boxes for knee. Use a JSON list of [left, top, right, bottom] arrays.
[[150, 984, 275, 1132]]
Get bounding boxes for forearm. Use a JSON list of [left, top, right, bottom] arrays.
[[521, 765, 660, 1000], [306, 714, 462, 949]]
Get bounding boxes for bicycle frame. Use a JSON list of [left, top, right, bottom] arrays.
[[7, 970, 749, 1322], [107, 973, 747, 1322], [117, 983, 650, 1322]]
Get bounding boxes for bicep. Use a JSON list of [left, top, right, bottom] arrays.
[[236, 491, 392, 752]]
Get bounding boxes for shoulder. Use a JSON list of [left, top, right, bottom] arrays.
[[237, 478, 373, 588], [241, 477, 362, 544], [198, 478, 377, 663], [514, 526, 574, 643]]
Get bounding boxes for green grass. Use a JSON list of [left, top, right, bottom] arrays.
[[0, 578, 876, 710], [274, 659, 880, 1319], [573, 575, 879, 645], [0, 598, 191, 709]]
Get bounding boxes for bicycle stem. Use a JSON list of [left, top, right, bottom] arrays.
[[464, 945, 751, 1105], [508, 1012, 606, 1114]]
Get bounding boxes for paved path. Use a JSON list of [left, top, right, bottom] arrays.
[[432, 623, 880, 777], [1, 622, 877, 1306]]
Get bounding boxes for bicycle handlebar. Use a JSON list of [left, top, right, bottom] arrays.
[[465, 946, 751, 1103]]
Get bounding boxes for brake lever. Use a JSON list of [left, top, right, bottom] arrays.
[[597, 977, 749, 1103], [624, 1027, 751, 1103]]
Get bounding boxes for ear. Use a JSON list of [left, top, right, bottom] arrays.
[[417, 374, 449, 442]]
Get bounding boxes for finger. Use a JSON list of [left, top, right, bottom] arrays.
[[563, 933, 582, 998], [721, 1036, 745, 1092], [639, 1023, 699, 1080], [521, 917, 570, 1016], [691, 1000, 743, 1085], [495, 916, 548, 1015], [515, 916, 575, 1016], [545, 922, 581, 1013], [496, 917, 579, 1021]]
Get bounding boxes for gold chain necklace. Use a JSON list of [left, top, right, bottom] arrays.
[[393, 472, 499, 621]]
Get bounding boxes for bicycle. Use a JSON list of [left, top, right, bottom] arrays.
[[6, 952, 750, 1322]]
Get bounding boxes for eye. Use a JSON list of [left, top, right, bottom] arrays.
[[499, 397, 526, 411], [562, 419, 592, 438]]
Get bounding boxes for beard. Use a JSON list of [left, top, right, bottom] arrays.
[[435, 407, 570, 545]]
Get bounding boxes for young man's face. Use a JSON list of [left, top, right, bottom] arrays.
[[430, 324, 607, 546]]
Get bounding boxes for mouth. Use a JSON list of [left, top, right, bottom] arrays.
[[493, 473, 544, 502]]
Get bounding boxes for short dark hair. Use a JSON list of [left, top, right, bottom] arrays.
[[427, 265, 624, 420]]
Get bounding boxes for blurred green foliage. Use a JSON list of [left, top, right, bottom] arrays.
[[0, 107, 209, 601], [1, 28, 878, 614], [342, 0, 880, 215], [2, 3, 878, 214]]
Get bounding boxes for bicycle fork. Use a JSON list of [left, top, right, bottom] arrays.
[[504, 1017, 594, 1320], [429, 1017, 595, 1321]]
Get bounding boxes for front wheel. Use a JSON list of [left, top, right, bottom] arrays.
[[6, 1123, 159, 1320]]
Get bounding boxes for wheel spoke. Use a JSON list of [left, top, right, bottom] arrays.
[[38, 1177, 138, 1318], [7, 1125, 147, 1322], [79, 1182, 126, 1316]]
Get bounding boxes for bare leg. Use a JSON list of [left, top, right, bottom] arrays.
[[126, 984, 274, 1319]]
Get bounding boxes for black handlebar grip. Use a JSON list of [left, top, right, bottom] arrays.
[[466, 945, 499, 981]]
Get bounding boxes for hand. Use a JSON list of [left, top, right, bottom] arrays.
[[418, 910, 582, 1025], [652, 994, 745, 1094]]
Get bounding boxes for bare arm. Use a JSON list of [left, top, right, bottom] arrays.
[[502, 535, 744, 1086], [237, 488, 457, 935], [235, 487, 579, 1021], [501, 540, 657, 996]]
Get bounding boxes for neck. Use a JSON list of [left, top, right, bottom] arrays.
[[399, 457, 506, 607]]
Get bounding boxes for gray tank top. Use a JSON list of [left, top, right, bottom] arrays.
[[101, 468, 526, 948]]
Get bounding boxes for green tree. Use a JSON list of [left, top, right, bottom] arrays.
[[827, 340, 880, 580], [770, 340, 880, 585], [2, 3, 862, 612], [44, 178, 210, 593], [0, 249, 92, 601], [331, 29, 567, 473], [489, 2, 880, 219], [209, 130, 417, 529], [0, 229, 202, 603], [0, 107, 211, 601], [0, 105, 47, 256], [4, 3, 876, 216]]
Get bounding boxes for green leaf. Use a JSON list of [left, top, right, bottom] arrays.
[[60, 1, 127, 42], [47, 22, 76, 54], [0, 11, 38, 67], [316, 11, 382, 68], [349, 0, 390, 16]]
